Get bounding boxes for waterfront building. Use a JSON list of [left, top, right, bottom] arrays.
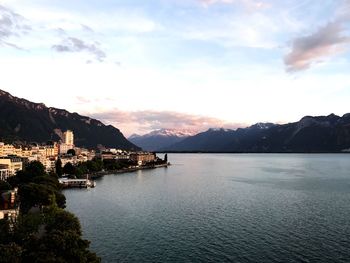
[[101, 151, 116, 161], [130, 152, 156, 166], [0, 156, 23, 177], [107, 148, 124, 154], [58, 178, 96, 188], [115, 153, 130, 160], [101, 151, 130, 161]]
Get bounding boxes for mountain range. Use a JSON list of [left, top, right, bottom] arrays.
[[0, 89, 139, 150], [162, 116, 350, 153], [129, 129, 195, 151], [1, 89, 350, 153]]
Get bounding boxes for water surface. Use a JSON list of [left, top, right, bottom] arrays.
[[65, 154, 350, 262]]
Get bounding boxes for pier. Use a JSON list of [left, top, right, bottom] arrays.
[[59, 178, 96, 189]]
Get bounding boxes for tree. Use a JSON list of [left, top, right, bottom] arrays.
[[45, 210, 82, 235], [0, 181, 11, 192], [86, 159, 103, 173], [0, 243, 22, 263], [18, 183, 54, 213], [16, 161, 47, 184], [0, 219, 11, 244], [24, 161, 46, 178], [22, 230, 100, 263], [54, 192, 66, 209], [67, 149, 76, 156], [55, 158, 63, 177], [63, 163, 75, 175], [0, 161, 99, 262]]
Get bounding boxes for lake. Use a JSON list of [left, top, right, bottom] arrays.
[[65, 154, 350, 262]]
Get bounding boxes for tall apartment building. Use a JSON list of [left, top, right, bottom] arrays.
[[59, 130, 75, 155], [64, 130, 74, 147]]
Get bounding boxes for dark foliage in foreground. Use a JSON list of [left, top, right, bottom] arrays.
[[0, 161, 100, 263]]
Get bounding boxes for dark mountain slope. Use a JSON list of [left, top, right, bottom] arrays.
[[164, 116, 350, 153], [0, 89, 139, 150]]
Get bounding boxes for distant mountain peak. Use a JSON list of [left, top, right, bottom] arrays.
[[207, 128, 233, 133], [163, 113, 350, 153], [142, 128, 197, 138], [129, 128, 196, 151], [128, 133, 141, 140], [249, 123, 276, 130]]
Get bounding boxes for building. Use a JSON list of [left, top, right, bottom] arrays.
[[59, 143, 73, 155], [58, 178, 96, 188], [59, 130, 74, 155], [60, 156, 78, 167], [64, 130, 74, 148], [46, 143, 59, 158], [0, 164, 10, 181], [0, 143, 15, 157], [0, 189, 19, 221], [115, 153, 130, 160], [130, 152, 156, 166], [43, 158, 57, 172], [101, 152, 116, 161], [0, 156, 23, 177]]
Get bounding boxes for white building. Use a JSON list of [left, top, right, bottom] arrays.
[[0, 164, 10, 181], [0, 157, 23, 177], [64, 130, 74, 147], [59, 130, 75, 155]]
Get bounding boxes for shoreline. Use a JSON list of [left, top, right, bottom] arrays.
[[87, 163, 170, 180]]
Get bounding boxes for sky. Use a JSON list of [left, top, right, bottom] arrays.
[[1, 0, 350, 136]]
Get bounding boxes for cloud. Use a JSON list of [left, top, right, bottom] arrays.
[[75, 96, 92, 104], [199, 0, 269, 10], [284, 21, 350, 72], [52, 37, 106, 62], [81, 24, 94, 33], [0, 4, 31, 48], [284, 0, 350, 72], [0, 5, 107, 61], [88, 109, 245, 136]]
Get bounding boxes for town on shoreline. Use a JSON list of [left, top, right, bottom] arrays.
[[0, 130, 169, 262], [1, 130, 169, 219]]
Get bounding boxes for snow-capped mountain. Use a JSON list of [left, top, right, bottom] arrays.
[[128, 129, 197, 151], [164, 115, 350, 152]]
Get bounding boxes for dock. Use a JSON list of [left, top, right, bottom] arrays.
[[59, 178, 96, 189]]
